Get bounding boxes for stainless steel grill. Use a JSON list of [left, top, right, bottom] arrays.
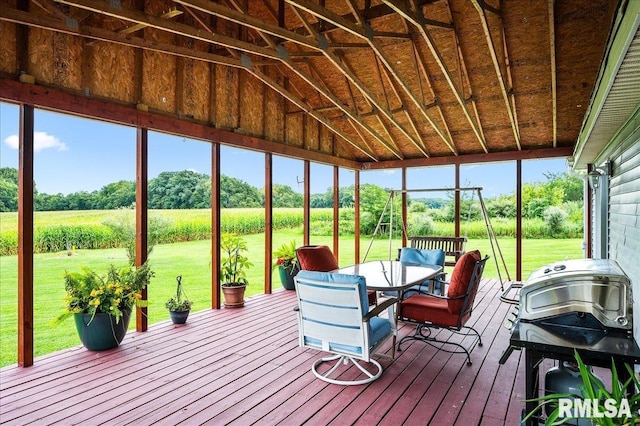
[[519, 258, 632, 332]]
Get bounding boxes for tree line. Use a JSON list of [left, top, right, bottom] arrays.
[[0, 167, 583, 223]]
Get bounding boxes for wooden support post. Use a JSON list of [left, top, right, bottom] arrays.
[[402, 168, 407, 247], [265, 153, 273, 294], [354, 170, 360, 263], [455, 164, 461, 237], [333, 166, 339, 260], [211, 143, 221, 309], [136, 127, 148, 332], [516, 160, 522, 281], [303, 160, 310, 246], [18, 104, 34, 367]]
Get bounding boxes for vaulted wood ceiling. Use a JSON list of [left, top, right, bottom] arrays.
[[0, 0, 619, 169]]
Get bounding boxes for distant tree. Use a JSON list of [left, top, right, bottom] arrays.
[[66, 191, 96, 210], [96, 180, 136, 209], [272, 184, 303, 208], [0, 168, 18, 212], [544, 172, 583, 202], [148, 170, 208, 209], [220, 175, 262, 208], [36, 193, 70, 211], [486, 195, 516, 219]]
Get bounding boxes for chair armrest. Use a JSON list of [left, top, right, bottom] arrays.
[[365, 296, 398, 319]]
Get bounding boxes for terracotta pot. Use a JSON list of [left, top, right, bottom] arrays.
[[222, 283, 246, 308]]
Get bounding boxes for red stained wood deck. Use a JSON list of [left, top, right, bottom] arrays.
[[0, 278, 526, 425]]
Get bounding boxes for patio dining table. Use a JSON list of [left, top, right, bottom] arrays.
[[334, 260, 443, 294]]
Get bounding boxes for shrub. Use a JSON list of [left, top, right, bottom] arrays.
[[543, 206, 568, 237]]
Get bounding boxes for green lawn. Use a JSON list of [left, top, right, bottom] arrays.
[[0, 232, 584, 367]]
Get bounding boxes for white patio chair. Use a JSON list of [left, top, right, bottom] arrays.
[[294, 270, 398, 386]]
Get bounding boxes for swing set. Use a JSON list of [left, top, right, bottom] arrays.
[[363, 187, 510, 290]]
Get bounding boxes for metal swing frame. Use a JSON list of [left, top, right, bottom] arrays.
[[362, 187, 510, 289]]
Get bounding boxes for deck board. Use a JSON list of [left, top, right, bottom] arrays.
[[1, 278, 525, 425]]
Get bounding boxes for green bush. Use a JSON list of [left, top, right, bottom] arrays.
[[543, 206, 568, 237]]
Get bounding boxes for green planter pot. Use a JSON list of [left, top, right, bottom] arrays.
[[278, 264, 299, 290], [73, 308, 131, 351]]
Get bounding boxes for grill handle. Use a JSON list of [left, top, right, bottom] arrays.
[[500, 282, 522, 305]]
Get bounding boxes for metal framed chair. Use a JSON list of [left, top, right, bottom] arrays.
[[397, 250, 489, 365], [294, 270, 398, 385]]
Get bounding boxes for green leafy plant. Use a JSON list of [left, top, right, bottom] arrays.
[[272, 240, 297, 274], [523, 350, 640, 425], [220, 233, 253, 287], [165, 275, 192, 312], [54, 261, 154, 325]]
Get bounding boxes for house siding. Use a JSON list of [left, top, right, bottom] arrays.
[[602, 108, 640, 340]]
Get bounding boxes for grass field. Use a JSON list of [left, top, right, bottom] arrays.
[[0, 228, 584, 367]]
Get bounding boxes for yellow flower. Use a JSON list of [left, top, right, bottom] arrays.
[[90, 299, 100, 307]]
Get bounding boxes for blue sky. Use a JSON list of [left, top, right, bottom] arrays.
[[0, 102, 569, 198]]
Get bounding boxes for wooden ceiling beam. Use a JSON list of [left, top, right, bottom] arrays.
[[177, 0, 409, 158], [385, 0, 488, 153], [470, 0, 521, 150], [52, 0, 388, 159], [288, 0, 455, 155], [54, 0, 279, 59], [362, 146, 574, 170], [0, 6, 242, 67], [377, 54, 430, 156], [174, 0, 402, 159], [117, 8, 182, 34], [0, 77, 362, 169], [2, 5, 377, 161], [412, 40, 455, 150]]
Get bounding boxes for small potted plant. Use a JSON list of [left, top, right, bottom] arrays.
[[53, 261, 154, 351], [220, 233, 253, 308], [272, 240, 299, 290], [165, 275, 192, 324]]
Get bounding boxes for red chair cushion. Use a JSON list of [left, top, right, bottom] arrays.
[[296, 245, 339, 271], [296, 245, 377, 305], [400, 294, 466, 328], [447, 250, 481, 314]]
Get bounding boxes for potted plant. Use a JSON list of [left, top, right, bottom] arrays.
[[523, 350, 640, 425], [272, 240, 299, 290], [53, 261, 154, 351], [220, 233, 253, 308], [165, 275, 192, 324]]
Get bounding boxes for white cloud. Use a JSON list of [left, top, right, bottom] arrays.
[[382, 169, 396, 175], [4, 132, 68, 152]]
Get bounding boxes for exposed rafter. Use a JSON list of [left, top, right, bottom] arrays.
[[0, 0, 612, 166], [175, 0, 426, 157], [383, 0, 487, 153], [470, 0, 521, 150], [286, 0, 457, 154]]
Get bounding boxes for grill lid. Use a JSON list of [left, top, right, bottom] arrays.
[[520, 259, 632, 331]]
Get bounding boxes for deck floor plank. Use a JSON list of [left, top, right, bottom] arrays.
[[1, 279, 525, 425]]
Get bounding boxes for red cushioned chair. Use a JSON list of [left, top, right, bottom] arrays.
[[296, 245, 377, 305], [397, 250, 489, 365]]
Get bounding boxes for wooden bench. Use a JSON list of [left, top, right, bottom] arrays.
[[406, 236, 467, 267]]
